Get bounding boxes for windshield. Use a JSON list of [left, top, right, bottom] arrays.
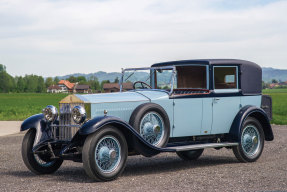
[[120, 67, 175, 93]]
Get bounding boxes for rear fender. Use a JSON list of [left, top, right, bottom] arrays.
[[79, 116, 173, 157], [229, 105, 273, 142]]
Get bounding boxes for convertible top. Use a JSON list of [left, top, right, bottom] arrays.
[[152, 59, 262, 95]]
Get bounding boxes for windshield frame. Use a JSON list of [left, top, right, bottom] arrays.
[[120, 66, 176, 95]]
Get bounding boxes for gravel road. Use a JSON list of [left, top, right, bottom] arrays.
[[0, 125, 286, 192]]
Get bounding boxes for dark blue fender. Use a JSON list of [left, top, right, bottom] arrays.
[[21, 114, 44, 131], [20, 114, 53, 147], [79, 116, 174, 156], [229, 105, 274, 142]]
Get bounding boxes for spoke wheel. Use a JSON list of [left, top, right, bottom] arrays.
[[82, 126, 128, 181], [129, 103, 170, 157], [95, 136, 121, 173], [233, 117, 264, 162], [21, 129, 63, 174], [140, 112, 165, 146]]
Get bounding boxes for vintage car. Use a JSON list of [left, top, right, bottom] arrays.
[[20, 59, 273, 181]]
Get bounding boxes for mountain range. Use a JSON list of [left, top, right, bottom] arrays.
[[55, 67, 287, 83]]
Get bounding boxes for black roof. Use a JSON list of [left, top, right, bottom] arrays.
[[152, 59, 262, 95], [151, 59, 259, 68]]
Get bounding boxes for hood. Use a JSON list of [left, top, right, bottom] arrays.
[[60, 92, 149, 104], [134, 90, 169, 101], [59, 90, 169, 104]]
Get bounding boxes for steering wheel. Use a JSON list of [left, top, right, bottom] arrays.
[[133, 81, 152, 89]]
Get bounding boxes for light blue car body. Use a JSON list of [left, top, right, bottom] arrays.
[[76, 91, 261, 138]]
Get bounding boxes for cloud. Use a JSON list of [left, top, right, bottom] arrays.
[[0, 0, 286, 76]]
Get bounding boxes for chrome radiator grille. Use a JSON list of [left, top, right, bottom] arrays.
[[51, 103, 84, 141]]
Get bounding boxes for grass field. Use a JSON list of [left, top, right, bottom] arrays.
[[263, 88, 287, 125], [0, 90, 286, 124], [0, 93, 68, 121]]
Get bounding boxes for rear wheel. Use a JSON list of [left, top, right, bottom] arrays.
[[233, 117, 264, 162], [176, 149, 204, 160], [82, 126, 128, 181], [21, 129, 63, 174]]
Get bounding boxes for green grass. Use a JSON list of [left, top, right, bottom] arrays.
[[0, 93, 68, 121], [263, 88, 287, 125]]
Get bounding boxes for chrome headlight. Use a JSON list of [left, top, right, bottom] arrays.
[[42, 105, 58, 122], [72, 106, 86, 124]]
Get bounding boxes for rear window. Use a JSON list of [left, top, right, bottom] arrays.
[[214, 66, 238, 90]]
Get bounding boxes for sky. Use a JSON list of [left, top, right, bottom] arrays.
[[0, 0, 287, 77]]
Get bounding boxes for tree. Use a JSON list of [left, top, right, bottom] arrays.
[[88, 76, 100, 91], [77, 76, 87, 84], [114, 77, 119, 83], [16, 76, 25, 92], [54, 77, 60, 84], [45, 77, 54, 88], [0, 71, 15, 92], [67, 76, 77, 83], [271, 79, 278, 83], [0, 64, 6, 72], [37, 76, 45, 93]]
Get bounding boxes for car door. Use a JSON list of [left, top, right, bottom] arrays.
[[172, 65, 209, 137], [173, 98, 203, 137], [211, 66, 241, 134]]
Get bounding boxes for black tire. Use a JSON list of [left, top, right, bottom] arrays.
[[176, 149, 204, 160], [233, 117, 265, 162], [129, 103, 170, 148], [21, 129, 63, 174], [82, 126, 128, 181]]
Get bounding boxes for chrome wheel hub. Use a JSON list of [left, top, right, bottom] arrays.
[[140, 112, 164, 146], [95, 136, 121, 173], [241, 125, 260, 157]]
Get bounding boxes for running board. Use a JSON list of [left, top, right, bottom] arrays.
[[164, 142, 238, 152]]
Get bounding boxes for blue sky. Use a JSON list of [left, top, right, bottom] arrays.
[[0, 0, 286, 77]]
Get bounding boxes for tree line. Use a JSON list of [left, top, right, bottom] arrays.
[[0, 64, 118, 93]]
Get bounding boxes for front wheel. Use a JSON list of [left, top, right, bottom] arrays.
[[176, 149, 204, 160], [82, 126, 128, 181], [233, 117, 265, 162], [21, 129, 63, 174]]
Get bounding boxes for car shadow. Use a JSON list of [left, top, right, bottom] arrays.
[[4, 154, 239, 183], [123, 154, 238, 177]]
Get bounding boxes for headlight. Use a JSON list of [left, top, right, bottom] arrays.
[[42, 105, 58, 122], [72, 106, 86, 124]]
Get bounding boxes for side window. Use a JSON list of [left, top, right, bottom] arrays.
[[214, 66, 238, 90], [176, 66, 208, 89]]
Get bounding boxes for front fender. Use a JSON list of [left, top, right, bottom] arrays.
[[20, 114, 44, 131], [79, 116, 174, 156], [20, 114, 52, 147], [229, 105, 273, 142]]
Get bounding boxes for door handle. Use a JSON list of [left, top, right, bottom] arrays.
[[214, 98, 220, 101]]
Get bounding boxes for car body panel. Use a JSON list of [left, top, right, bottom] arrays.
[[90, 101, 148, 123], [211, 96, 241, 134], [241, 95, 261, 107], [173, 98, 203, 137]]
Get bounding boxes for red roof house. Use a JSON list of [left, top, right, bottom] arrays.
[[58, 80, 75, 93]]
